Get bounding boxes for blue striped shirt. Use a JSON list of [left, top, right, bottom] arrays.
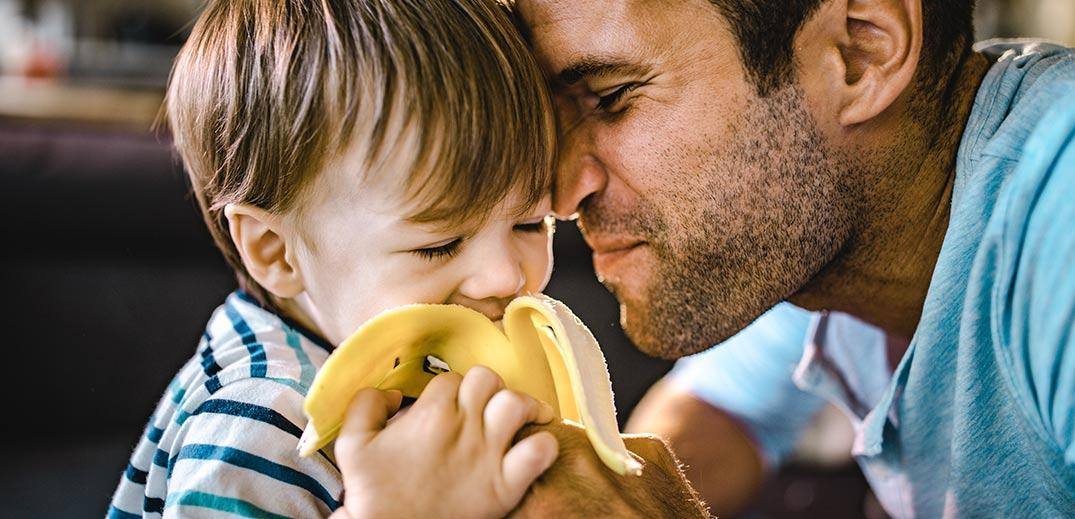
[[109, 291, 340, 518]]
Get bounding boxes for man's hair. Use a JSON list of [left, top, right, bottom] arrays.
[[166, 0, 556, 305], [710, 0, 976, 96]]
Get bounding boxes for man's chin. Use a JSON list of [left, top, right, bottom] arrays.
[[595, 276, 657, 353], [611, 293, 688, 360], [596, 247, 762, 359], [599, 264, 687, 359], [608, 277, 758, 361]]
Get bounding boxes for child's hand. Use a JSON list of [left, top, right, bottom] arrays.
[[331, 366, 560, 519]]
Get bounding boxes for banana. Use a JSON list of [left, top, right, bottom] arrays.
[[297, 294, 643, 476]]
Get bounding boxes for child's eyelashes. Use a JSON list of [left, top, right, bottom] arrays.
[[411, 239, 462, 261], [514, 221, 545, 233], [409, 218, 552, 262], [515, 216, 555, 234]]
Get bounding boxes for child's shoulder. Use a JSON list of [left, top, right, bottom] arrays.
[[141, 291, 334, 449], [114, 293, 342, 519], [172, 291, 332, 412]]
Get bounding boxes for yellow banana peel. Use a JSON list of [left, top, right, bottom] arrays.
[[298, 294, 643, 476]]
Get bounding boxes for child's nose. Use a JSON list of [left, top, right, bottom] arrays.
[[458, 253, 526, 303]]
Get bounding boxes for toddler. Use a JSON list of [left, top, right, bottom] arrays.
[[108, 0, 562, 517]]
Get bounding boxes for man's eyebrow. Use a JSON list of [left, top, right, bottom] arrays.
[[554, 57, 650, 88]]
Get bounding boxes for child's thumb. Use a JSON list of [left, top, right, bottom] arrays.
[[500, 430, 559, 505]]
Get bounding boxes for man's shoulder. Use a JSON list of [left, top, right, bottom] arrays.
[[983, 83, 1075, 462], [964, 40, 1074, 166], [996, 82, 1075, 250], [974, 39, 1075, 91], [1006, 95, 1075, 329], [968, 40, 1075, 258]]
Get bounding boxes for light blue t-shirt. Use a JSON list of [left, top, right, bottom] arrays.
[[672, 41, 1075, 517]]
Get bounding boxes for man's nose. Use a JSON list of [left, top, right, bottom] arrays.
[[552, 141, 608, 219]]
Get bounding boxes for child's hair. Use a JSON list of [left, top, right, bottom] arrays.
[[166, 0, 556, 306]]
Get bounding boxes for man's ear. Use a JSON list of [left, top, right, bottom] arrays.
[[805, 0, 923, 127], [224, 203, 305, 299]]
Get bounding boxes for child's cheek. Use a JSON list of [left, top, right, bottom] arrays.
[[524, 237, 554, 293], [385, 257, 463, 306]]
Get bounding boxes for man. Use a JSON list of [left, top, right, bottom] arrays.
[[512, 0, 1075, 517]]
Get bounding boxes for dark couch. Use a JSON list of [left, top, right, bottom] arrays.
[[0, 119, 673, 517]]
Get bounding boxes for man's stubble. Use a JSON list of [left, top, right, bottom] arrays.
[[584, 86, 861, 359]]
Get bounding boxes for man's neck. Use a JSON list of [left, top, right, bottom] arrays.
[[791, 51, 993, 341]]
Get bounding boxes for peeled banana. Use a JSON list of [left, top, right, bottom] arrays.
[[297, 294, 643, 476]]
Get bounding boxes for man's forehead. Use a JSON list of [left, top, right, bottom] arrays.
[[519, 0, 643, 73], [520, 0, 685, 32], [520, 0, 627, 26]]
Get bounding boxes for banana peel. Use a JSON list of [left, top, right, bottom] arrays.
[[298, 294, 643, 476]]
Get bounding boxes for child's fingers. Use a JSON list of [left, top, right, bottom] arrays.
[[336, 388, 403, 449], [483, 389, 556, 451], [500, 430, 558, 505], [457, 366, 505, 420], [413, 371, 463, 409]]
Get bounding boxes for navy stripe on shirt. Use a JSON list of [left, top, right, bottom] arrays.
[[233, 290, 259, 306], [200, 343, 222, 377], [194, 399, 303, 438], [200, 327, 222, 377], [147, 425, 164, 444], [153, 448, 170, 468], [107, 505, 141, 519], [171, 386, 186, 405], [125, 464, 148, 485], [193, 398, 337, 468], [234, 290, 335, 353], [205, 375, 223, 394], [144, 495, 165, 514], [225, 303, 268, 378], [168, 444, 341, 510], [190, 398, 337, 468]]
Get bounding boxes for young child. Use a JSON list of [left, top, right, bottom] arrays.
[[108, 0, 562, 517]]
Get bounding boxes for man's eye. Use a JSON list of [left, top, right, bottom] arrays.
[[595, 84, 638, 113], [411, 239, 462, 261]]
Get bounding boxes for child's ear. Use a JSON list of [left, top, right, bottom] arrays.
[[224, 203, 305, 299]]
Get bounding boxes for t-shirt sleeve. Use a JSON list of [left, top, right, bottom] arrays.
[[666, 303, 827, 468], [1003, 95, 1075, 466], [161, 378, 343, 518]]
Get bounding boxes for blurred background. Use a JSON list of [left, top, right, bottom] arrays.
[[1, 1, 1072, 517]]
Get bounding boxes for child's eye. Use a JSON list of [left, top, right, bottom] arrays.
[[514, 217, 554, 234], [411, 239, 462, 261]]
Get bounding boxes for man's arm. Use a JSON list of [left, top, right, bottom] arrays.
[[626, 379, 764, 516], [621, 303, 831, 515], [1005, 98, 1075, 467], [511, 420, 709, 518]]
